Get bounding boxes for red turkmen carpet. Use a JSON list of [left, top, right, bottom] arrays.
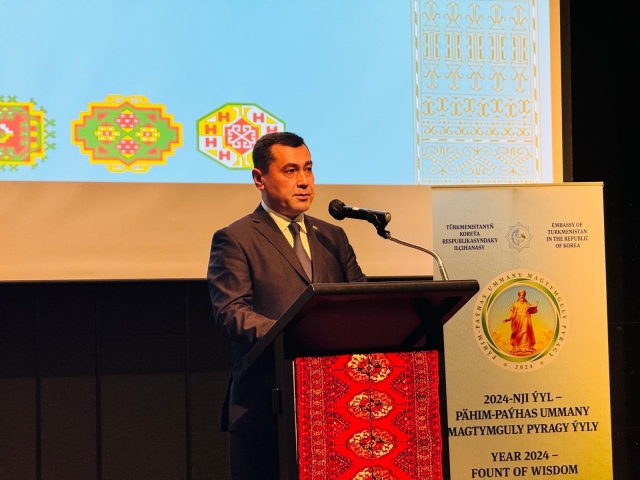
[[295, 351, 442, 480]]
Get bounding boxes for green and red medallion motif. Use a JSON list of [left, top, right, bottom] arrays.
[[72, 94, 182, 172], [0, 95, 55, 171]]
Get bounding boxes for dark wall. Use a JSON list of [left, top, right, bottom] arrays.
[[0, 281, 232, 480], [0, 2, 637, 479], [569, 2, 638, 480]]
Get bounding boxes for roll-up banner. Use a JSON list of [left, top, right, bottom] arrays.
[[432, 183, 613, 480]]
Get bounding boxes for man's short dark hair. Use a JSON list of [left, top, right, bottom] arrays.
[[252, 131, 306, 172]]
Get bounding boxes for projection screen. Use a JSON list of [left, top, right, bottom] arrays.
[[0, 0, 566, 281]]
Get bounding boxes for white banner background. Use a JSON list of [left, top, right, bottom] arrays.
[[432, 183, 613, 480]]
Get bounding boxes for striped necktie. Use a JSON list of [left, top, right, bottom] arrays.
[[288, 222, 312, 280]]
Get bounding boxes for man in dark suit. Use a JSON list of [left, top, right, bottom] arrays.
[[207, 131, 366, 479]]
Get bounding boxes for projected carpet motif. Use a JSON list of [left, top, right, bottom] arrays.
[[197, 103, 285, 169], [413, 1, 543, 184], [0, 96, 54, 171], [295, 351, 442, 480], [71, 95, 182, 172]]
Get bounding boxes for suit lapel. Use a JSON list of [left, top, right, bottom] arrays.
[[251, 206, 311, 282]]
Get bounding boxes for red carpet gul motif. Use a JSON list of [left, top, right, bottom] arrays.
[[295, 351, 442, 480]]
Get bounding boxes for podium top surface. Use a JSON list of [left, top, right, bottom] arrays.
[[243, 279, 479, 369]]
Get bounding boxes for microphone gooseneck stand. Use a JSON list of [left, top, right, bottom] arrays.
[[328, 198, 449, 281], [380, 230, 449, 281], [369, 215, 450, 281]]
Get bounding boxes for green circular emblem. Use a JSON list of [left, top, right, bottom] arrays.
[[473, 269, 568, 372]]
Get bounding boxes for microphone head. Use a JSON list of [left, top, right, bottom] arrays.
[[328, 199, 346, 220]]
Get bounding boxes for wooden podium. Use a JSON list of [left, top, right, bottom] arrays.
[[243, 279, 479, 480]]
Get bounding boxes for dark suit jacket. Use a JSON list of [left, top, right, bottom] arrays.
[[207, 204, 366, 431]]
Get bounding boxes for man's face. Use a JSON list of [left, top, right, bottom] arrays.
[[252, 143, 314, 219]]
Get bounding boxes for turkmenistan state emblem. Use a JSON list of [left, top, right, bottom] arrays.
[[71, 95, 182, 173], [505, 222, 533, 251], [0, 95, 55, 171], [197, 103, 285, 169], [473, 269, 568, 372]]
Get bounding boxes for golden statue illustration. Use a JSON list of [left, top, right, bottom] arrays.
[[503, 289, 538, 355]]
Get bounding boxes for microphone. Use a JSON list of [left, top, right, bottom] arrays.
[[328, 199, 391, 231], [328, 199, 450, 280]]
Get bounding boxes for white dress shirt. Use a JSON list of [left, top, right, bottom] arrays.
[[261, 201, 312, 259]]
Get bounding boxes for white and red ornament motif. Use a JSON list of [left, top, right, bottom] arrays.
[[353, 466, 397, 480], [348, 427, 396, 459], [346, 354, 392, 383], [197, 103, 285, 170], [348, 390, 394, 420]]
